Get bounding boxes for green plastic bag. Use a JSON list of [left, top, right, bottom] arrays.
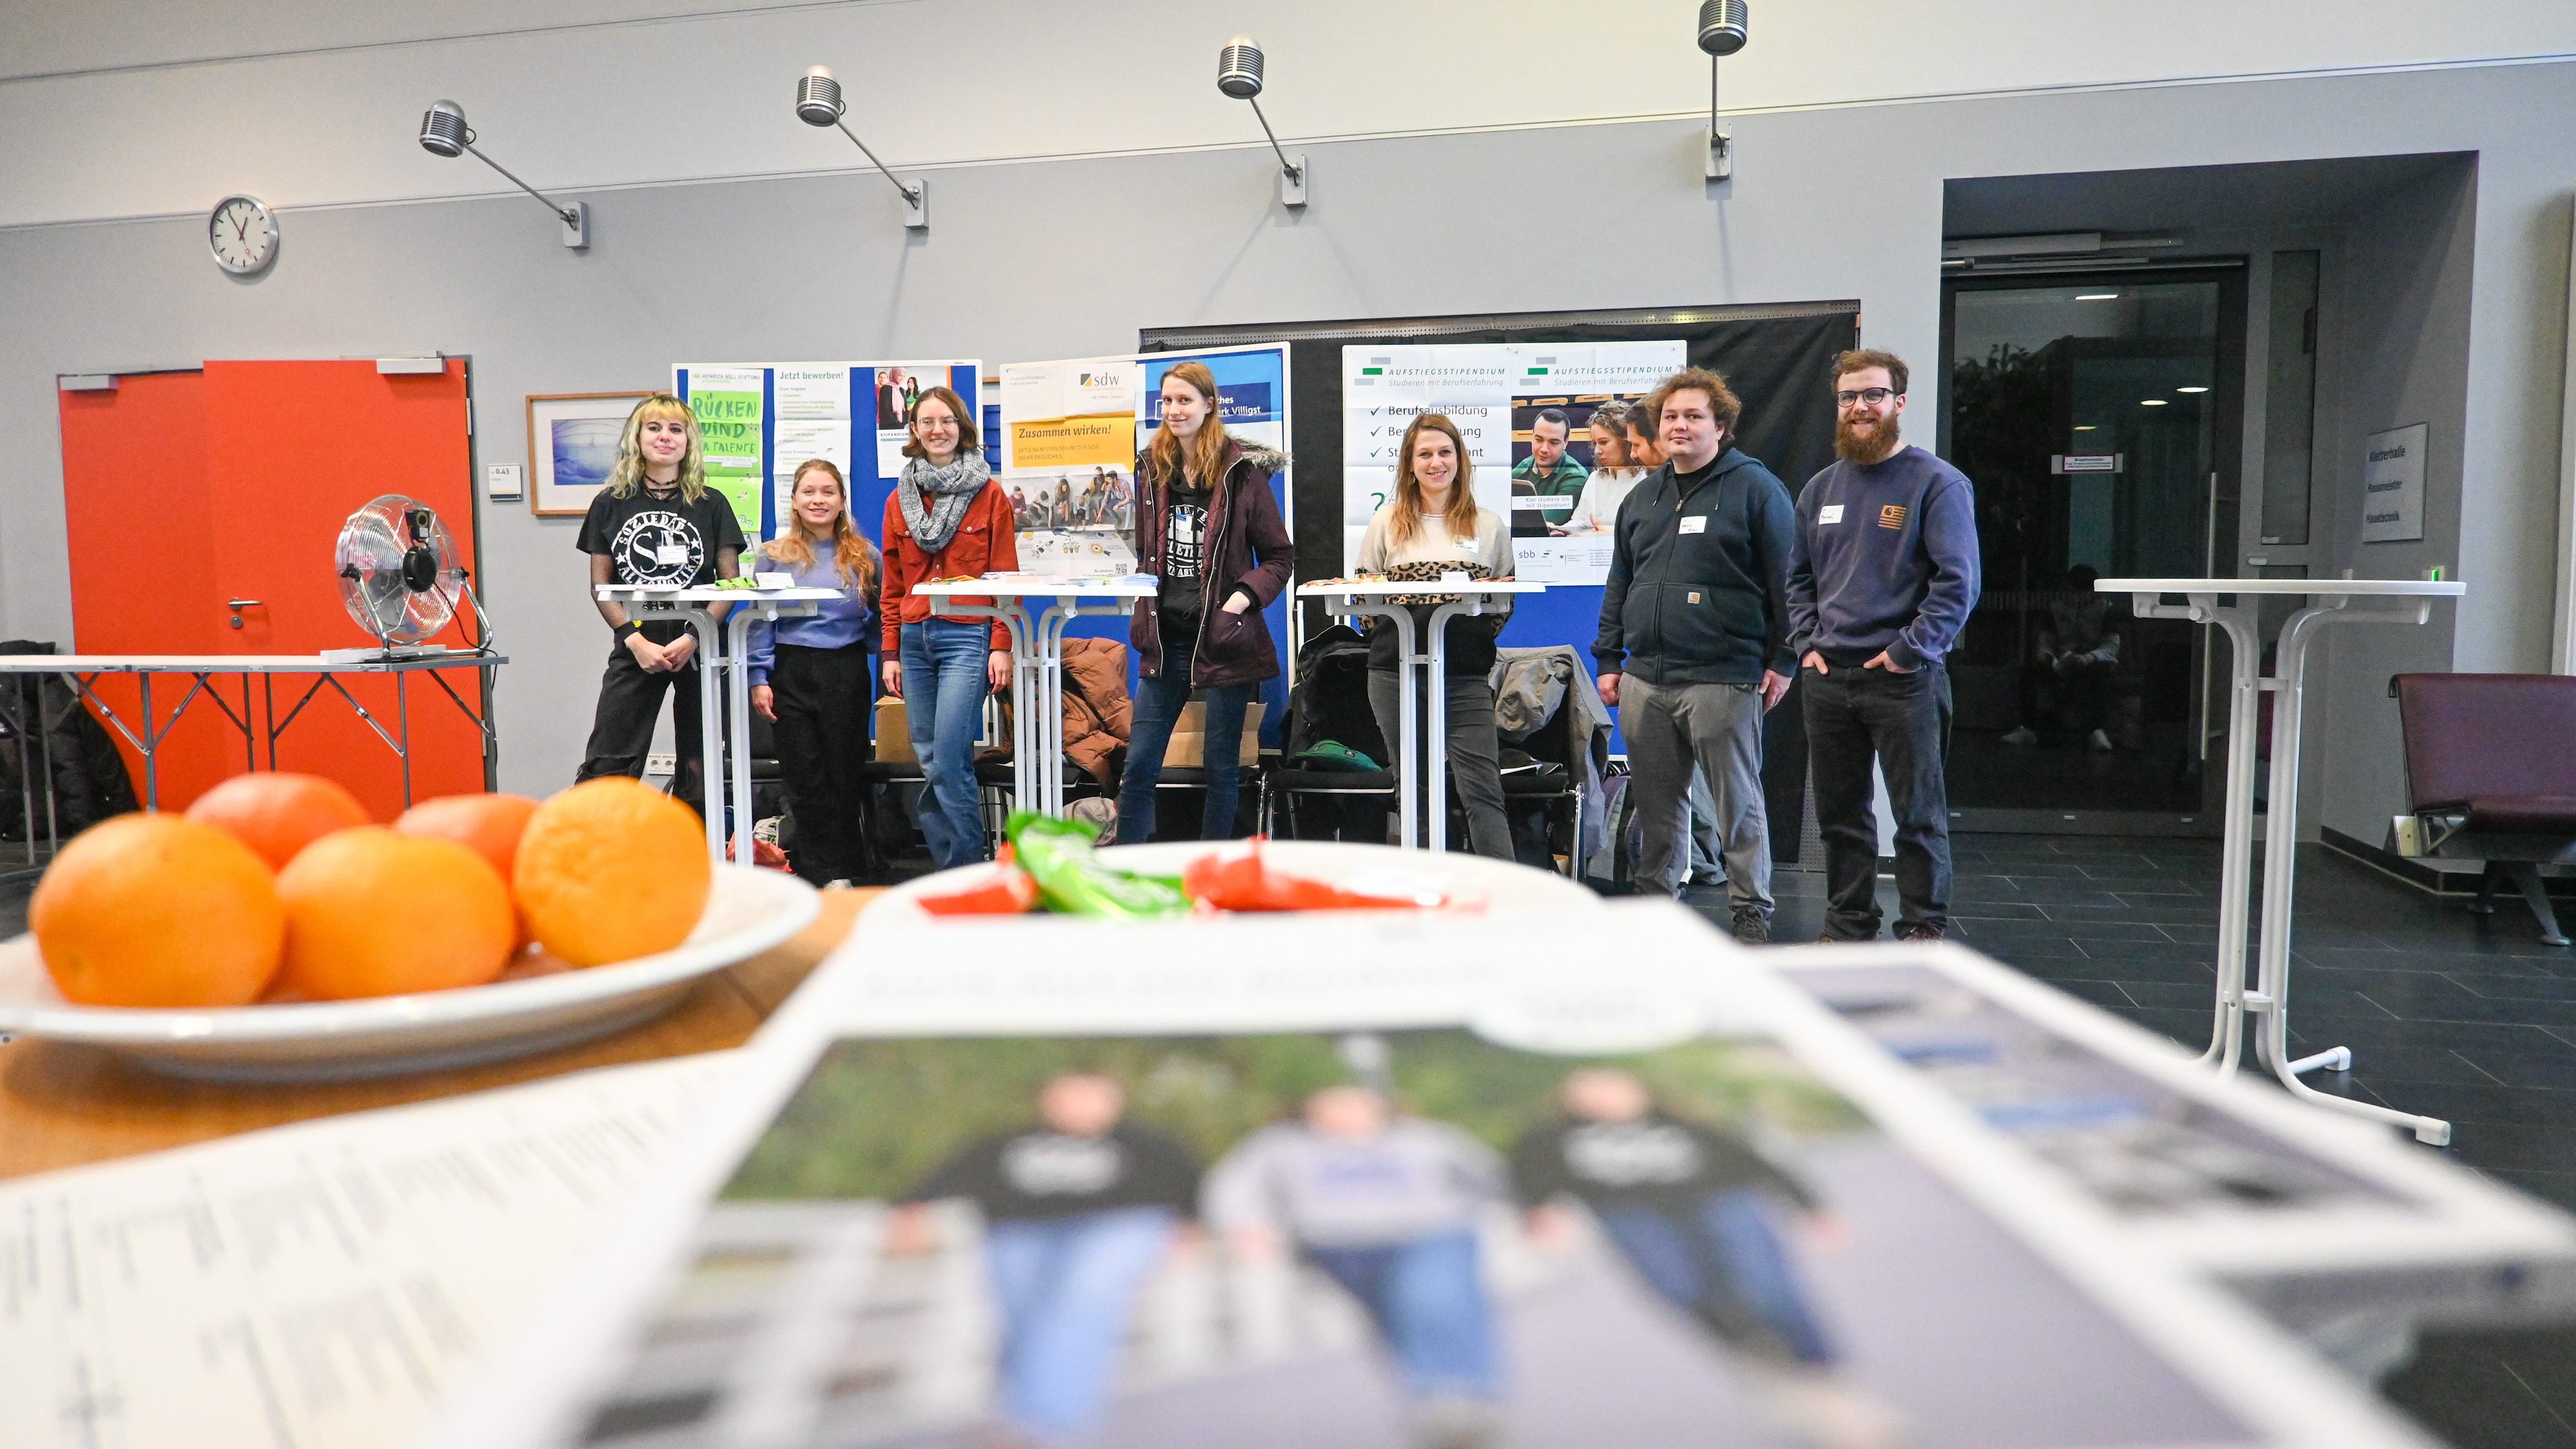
[[1005, 811, 1192, 919]]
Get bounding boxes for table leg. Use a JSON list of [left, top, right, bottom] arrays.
[[1041, 605, 1076, 817], [1381, 607, 1421, 849], [140, 672, 159, 810], [728, 610, 761, 869], [2254, 601, 2452, 1146], [396, 670, 413, 807], [1010, 605, 1039, 819], [684, 609, 726, 863], [2202, 607, 2263, 1075], [1425, 601, 1488, 857]]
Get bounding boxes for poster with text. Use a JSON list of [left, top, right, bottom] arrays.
[[999, 357, 1146, 576], [681, 366, 767, 542], [679, 361, 980, 543], [1341, 343, 1684, 582]]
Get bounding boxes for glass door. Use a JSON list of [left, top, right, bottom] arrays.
[[1939, 269, 2246, 833]]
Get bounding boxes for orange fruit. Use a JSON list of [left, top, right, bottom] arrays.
[[30, 814, 285, 1007], [514, 779, 710, 967], [186, 772, 369, 871], [397, 793, 541, 947], [275, 827, 515, 999]]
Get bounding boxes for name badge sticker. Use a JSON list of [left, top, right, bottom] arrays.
[[656, 544, 691, 565], [1817, 504, 1845, 525], [1678, 516, 1708, 535]]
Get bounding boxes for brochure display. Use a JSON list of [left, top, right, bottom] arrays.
[[1340, 343, 1684, 585], [675, 361, 982, 542], [425, 900, 2473, 1449]]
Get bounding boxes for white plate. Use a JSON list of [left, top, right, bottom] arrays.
[[865, 838, 1604, 923], [0, 867, 821, 1081]]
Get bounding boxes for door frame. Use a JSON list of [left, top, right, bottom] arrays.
[[1937, 261, 2251, 837]]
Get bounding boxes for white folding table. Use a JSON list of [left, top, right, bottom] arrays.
[[2096, 576, 2463, 1144], [1296, 580, 1544, 851], [594, 585, 841, 866], [0, 650, 506, 869], [909, 577, 1157, 819]]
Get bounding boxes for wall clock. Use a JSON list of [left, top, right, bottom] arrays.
[[208, 194, 279, 276]]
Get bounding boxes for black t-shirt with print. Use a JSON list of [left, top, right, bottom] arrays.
[[1509, 1111, 1817, 1215], [576, 484, 747, 589], [1157, 477, 1215, 652], [904, 1121, 1202, 1222]]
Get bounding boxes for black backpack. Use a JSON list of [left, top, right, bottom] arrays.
[[0, 641, 140, 841]]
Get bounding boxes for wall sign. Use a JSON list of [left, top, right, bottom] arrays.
[[2361, 422, 2428, 544]]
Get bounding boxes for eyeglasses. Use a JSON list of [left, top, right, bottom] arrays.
[[1834, 388, 1897, 409]]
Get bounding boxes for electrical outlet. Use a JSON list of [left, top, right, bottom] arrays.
[[646, 753, 677, 777]]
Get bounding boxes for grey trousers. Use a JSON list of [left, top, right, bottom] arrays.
[[1368, 669, 1515, 862], [1623, 676, 1772, 909]]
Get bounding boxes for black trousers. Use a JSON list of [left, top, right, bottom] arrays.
[[1802, 661, 1953, 938], [577, 621, 705, 810], [770, 642, 875, 886]]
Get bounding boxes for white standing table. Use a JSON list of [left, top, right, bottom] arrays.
[[909, 577, 1157, 819], [0, 650, 506, 871], [594, 585, 841, 866], [1296, 580, 1545, 851], [2097, 576, 2464, 1144]]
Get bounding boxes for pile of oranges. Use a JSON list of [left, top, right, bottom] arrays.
[[27, 775, 710, 1009]]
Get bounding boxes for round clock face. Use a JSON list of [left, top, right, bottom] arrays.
[[208, 194, 278, 275]]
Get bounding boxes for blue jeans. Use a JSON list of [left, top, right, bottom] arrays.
[[983, 1207, 1177, 1441], [899, 618, 992, 869], [1593, 1191, 1835, 1365], [1303, 1231, 1499, 1400], [1115, 670, 1250, 844]]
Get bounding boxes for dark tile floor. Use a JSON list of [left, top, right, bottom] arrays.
[[1700, 831, 2576, 1448]]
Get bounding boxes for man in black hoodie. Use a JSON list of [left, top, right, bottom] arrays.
[[1593, 368, 1797, 943]]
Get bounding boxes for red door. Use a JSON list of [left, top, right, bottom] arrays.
[[61, 360, 485, 819]]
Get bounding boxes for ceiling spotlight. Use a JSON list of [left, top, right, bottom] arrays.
[[795, 64, 928, 230], [416, 100, 589, 249], [1218, 36, 1306, 208], [1697, 1, 1748, 181], [2177, 385, 2210, 393], [2141, 399, 2170, 406]]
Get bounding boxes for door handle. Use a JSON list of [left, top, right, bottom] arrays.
[[227, 598, 263, 630]]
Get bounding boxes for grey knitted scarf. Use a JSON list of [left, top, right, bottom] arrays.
[[896, 452, 990, 553]]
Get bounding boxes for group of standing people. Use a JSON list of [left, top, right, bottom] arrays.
[[571, 349, 1980, 938], [1593, 351, 1980, 944]]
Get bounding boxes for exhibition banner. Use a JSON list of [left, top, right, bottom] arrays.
[[997, 346, 1292, 579], [676, 361, 980, 542], [1340, 341, 1684, 583], [680, 366, 767, 542]]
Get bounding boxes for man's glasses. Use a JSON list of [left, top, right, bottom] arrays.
[[1834, 387, 1897, 409]]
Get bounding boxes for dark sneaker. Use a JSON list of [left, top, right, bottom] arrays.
[[1730, 905, 1772, 945], [1893, 922, 1947, 943]]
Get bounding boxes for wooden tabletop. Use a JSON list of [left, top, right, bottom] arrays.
[[0, 887, 876, 1182]]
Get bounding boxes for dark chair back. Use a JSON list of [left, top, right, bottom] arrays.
[[2392, 672, 2576, 811], [1285, 625, 1388, 765]]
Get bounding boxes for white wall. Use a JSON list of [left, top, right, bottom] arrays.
[[1, 49, 2570, 833], [3, 1, 2572, 229]]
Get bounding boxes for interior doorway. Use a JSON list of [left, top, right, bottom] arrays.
[[1939, 267, 2246, 833]]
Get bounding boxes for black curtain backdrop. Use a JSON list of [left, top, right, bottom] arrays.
[[1143, 303, 1861, 862]]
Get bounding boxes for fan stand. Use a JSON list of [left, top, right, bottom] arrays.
[[327, 572, 498, 665]]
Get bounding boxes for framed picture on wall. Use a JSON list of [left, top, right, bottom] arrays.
[[527, 392, 649, 517]]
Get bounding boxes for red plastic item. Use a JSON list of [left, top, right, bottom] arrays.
[[1182, 837, 1458, 913], [916, 859, 1041, 916]]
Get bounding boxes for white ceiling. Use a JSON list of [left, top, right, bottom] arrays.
[[4, 0, 2571, 230]]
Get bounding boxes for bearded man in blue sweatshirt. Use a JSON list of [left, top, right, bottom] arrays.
[[1786, 350, 1981, 942]]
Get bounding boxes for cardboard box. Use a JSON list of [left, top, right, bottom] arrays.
[[874, 696, 915, 764], [1162, 703, 1264, 768]]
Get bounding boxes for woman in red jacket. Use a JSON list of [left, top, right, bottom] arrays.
[[1115, 361, 1294, 843], [880, 385, 1017, 868]]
